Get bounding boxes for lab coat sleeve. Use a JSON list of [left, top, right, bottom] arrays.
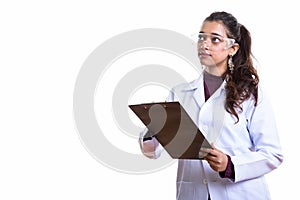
[[231, 88, 284, 182]]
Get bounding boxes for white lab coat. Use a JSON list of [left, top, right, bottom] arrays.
[[140, 73, 283, 200]]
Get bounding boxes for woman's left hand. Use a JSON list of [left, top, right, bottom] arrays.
[[200, 143, 228, 172]]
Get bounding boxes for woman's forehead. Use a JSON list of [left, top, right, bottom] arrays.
[[200, 21, 228, 36]]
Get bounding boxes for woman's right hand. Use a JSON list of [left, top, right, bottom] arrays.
[[141, 138, 159, 158]]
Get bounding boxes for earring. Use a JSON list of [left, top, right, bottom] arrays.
[[228, 54, 234, 73]]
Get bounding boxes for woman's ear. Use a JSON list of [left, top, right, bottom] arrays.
[[230, 43, 239, 56]]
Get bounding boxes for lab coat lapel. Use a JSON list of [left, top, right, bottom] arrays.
[[204, 81, 226, 144], [175, 75, 227, 145], [175, 75, 205, 127]]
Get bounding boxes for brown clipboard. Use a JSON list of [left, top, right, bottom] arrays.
[[129, 101, 211, 159]]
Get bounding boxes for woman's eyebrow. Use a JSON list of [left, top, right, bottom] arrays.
[[199, 31, 223, 37]]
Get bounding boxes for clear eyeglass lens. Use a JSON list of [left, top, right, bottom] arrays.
[[198, 33, 235, 50]]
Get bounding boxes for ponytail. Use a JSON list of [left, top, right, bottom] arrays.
[[225, 24, 259, 123], [235, 24, 252, 67]]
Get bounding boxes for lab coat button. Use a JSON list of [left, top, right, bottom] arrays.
[[203, 179, 208, 184]]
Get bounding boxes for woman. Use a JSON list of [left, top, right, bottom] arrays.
[[140, 11, 283, 200]]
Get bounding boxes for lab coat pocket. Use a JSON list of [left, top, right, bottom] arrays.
[[226, 176, 270, 200]]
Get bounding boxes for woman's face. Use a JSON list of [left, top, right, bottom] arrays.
[[198, 21, 232, 72]]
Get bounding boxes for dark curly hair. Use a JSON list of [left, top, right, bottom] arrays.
[[204, 11, 259, 123]]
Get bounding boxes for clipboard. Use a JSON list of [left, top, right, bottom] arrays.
[[129, 101, 211, 159]]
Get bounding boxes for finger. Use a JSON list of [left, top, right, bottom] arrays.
[[206, 158, 220, 170], [205, 154, 218, 163], [207, 158, 223, 169], [210, 143, 222, 153], [210, 143, 216, 149], [199, 151, 209, 158], [200, 147, 212, 153], [208, 144, 224, 155], [205, 151, 224, 162], [205, 148, 219, 157]]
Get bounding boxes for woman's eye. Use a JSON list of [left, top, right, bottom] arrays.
[[198, 35, 205, 41], [212, 37, 222, 43]]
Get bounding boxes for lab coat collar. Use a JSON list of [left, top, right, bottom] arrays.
[[174, 73, 227, 128], [184, 73, 227, 108]]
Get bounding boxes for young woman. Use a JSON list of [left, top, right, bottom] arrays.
[[140, 11, 283, 200]]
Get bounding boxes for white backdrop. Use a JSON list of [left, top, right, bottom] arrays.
[[0, 1, 298, 199]]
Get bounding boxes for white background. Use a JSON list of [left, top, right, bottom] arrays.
[[1, 0, 298, 199]]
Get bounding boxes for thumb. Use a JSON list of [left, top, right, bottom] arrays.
[[210, 143, 216, 149]]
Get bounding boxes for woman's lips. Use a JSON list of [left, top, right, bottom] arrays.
[[198, 52, 211, 57]]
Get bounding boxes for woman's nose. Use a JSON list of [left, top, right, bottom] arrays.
[[199, 41, 210, 50]]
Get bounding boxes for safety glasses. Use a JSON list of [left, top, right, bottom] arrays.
[[198, 32, 235, 50]]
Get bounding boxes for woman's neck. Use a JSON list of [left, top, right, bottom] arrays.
[[204, 66, 226, 77]]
